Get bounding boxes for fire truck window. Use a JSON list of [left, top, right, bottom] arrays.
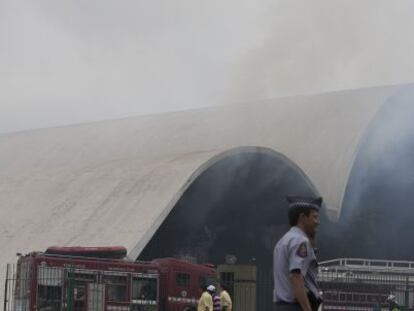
[[103, 274, 128, 302], [67, 271, 96, 282], [132, 277, 157, 301], [199, 276, 206, 288], [176, 273, 190, 287], [37, 285, 62, 311], [72, 284, 86, 311]]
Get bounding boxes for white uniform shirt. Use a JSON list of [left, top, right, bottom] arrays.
[[273, 226, 320, 303]]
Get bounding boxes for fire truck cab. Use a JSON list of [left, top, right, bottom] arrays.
[[12, 247, 216, 311]]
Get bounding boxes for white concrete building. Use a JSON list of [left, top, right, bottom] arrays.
[[1, 84, 410, 275]]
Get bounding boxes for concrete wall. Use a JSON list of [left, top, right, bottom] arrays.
[[1, 85, 407, 278]]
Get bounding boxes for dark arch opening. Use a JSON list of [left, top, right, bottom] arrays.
[[138, 147, 332, 309], [138, 148, 323, 264]]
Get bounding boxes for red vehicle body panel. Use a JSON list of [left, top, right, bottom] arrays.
[[14, 249, 216, 311], [45, 246, 128, 259]]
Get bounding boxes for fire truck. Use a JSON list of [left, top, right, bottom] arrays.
[[11, 246, 217, 311]]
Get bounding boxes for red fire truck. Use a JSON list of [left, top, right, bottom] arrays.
[[12, 246, 217, 311]]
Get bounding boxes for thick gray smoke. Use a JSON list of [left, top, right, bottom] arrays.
[[338, 86, 414, 259], [138, 87, 414, 310], [138, 150, 327, 310], [138, 151, 321, 265], [3, 1, 414, 133], [140, 87, 414, 264]]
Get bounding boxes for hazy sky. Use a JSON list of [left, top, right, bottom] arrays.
[[1, 0, 414, 133]]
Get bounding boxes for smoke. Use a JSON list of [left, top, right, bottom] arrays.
[[138, 150, 321, 265], [138, 149, 328, 309], [0, 0, 269, 133], [139, 85, 414, 263], [338, 86, 414, 259], [2, 1, 414, 133]]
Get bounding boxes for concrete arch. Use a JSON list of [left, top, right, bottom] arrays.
[[0, 84, 407, 280], [322, 84, 414, 217], [128, 145, 321, 260], [334, 85, 414, 259]]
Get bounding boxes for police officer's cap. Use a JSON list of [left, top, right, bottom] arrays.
[[286, 195, 322, 210]]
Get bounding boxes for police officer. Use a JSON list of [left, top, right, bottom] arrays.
[[273, 196, 323, 311]]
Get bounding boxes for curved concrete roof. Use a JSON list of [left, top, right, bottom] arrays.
[[0, 84, 407, 273]]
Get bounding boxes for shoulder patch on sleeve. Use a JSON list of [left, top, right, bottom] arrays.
[[296, 242, 308, 258]]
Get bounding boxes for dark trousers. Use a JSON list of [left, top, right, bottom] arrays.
[[273, 302, 302, 311]]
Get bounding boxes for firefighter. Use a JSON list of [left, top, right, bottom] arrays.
[[198, 285, 213, 311], [273, 196, 323, 311], [218, 283, 232, 311]]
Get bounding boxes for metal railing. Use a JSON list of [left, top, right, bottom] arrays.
[[5, 259, 414, 311], [319, 258, 414, 310], [2, 263, 160, 311], [3, 262, 249, 311], [320, 258, 414, 274]]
